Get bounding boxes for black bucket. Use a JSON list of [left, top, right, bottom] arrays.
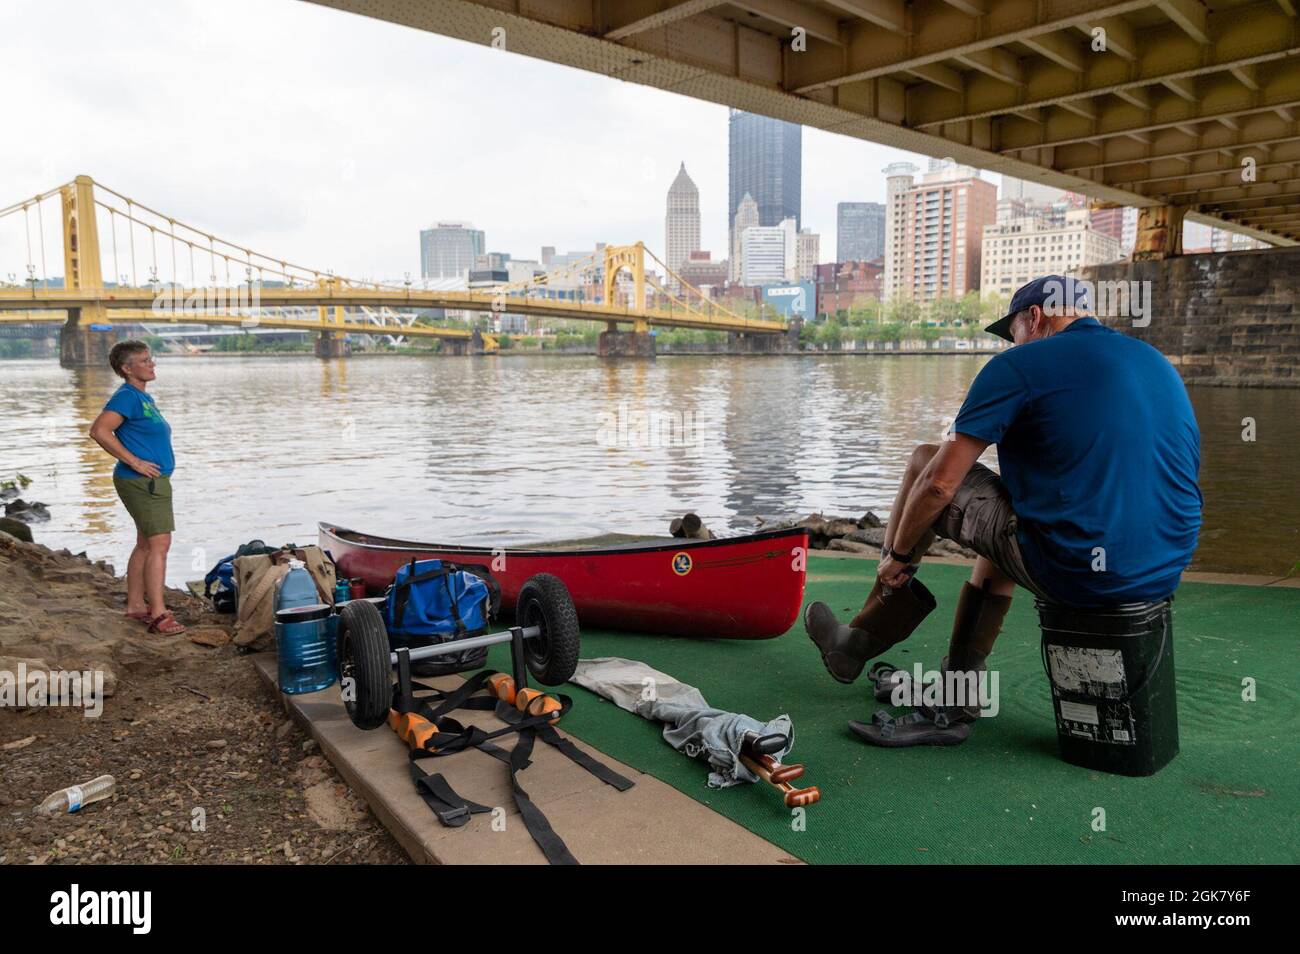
[[1036, 599, 1178, 777]]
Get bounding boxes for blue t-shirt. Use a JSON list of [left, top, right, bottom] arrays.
[[953, 317, 1202, 606], [104, 383, 175, 479]]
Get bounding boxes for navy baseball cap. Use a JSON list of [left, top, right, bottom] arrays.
[[985, 274, 1091, 342]]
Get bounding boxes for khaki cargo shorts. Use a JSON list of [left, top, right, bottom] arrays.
[[934, 463, 1050, 600], [113, 474, 175, 538]]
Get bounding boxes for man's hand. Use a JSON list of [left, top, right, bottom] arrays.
[[132, 457, 162, 478], [876, 552, 916, 589]]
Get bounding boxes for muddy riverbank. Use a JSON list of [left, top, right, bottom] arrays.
[[0, 529, 405, 864]]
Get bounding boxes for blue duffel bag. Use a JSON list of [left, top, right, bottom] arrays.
[[383, 558, 500, 675]]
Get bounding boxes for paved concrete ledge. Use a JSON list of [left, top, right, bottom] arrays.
[[253, 655, 797, 865]]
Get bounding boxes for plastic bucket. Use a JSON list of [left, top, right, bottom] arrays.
[[1037, 599, 1178, 776], [275, 603, 337, 695]]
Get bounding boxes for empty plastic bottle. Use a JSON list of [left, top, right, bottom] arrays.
[[36, 775, 115, 814]]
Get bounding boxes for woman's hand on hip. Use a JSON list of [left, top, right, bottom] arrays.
[[132, 458, 162, 478]]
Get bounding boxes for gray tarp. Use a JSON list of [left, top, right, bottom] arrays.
[[571, 657, 794, 788]]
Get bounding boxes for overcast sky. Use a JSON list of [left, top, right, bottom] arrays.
[[0, 0, 978, 281]]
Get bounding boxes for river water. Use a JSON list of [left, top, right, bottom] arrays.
[[1, 354, 1295, 585]]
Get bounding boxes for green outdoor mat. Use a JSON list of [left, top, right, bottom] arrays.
[[487, 557, 1300, 864]]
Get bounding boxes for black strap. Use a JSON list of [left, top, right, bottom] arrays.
[[409, 763, 492, 827], [400, 671, 634, 866]]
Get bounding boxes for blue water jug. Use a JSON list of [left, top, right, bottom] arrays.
[[276, 561, 319, 614], [275, 603, 337, 694]]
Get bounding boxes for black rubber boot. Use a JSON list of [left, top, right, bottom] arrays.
[[803, 577, 937, 684], [933, 581, 1012, 724]]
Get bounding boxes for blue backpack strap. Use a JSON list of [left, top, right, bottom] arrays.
[[203, 553, 237, 598], [391, 557, 456, 631]]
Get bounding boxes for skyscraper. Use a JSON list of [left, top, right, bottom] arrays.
[[728, 110, 801, 268], [837, 202, 885, 262], [730, 192, 760, 282], [419, 222, 485, 279], [664, 162, 701, 280]]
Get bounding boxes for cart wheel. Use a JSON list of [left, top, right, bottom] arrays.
[[337, 599, 391, 730], [516, 573, 580, 686]]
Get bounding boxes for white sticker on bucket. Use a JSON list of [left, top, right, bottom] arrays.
[[1047, 645, 1127, 699], [1059, 700, 1099, 725]]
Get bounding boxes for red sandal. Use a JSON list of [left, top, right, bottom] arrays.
[[148, 611, 187, 636], [124, 610, 152, 622]]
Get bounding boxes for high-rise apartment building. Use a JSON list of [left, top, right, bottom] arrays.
[[837, 202, 885, 262], [882, 162, 917, 298], [730, 192, 760, 282], [419, 222, 486, 280], [884, 161, 996, 302], [728, 110, 801, 266], [981, 208, 1122, 297], [665, 162, 701, 280]]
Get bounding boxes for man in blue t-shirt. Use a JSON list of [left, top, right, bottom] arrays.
[[805, 275, 1202, 745]]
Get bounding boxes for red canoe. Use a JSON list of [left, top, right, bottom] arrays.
[[319, 523, 809, 640]]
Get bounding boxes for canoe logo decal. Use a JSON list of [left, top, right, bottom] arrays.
[[671, 552, 693, 576]]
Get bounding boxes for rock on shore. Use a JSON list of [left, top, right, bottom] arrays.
[[754, 511, 978, 560]]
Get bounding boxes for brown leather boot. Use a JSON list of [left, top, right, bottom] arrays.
[[935, 581, 1011, 723], [804, 577, 937, 684]]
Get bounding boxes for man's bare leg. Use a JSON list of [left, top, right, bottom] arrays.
[[883, 443, 940, 560], [968, 556, 1015, 598]]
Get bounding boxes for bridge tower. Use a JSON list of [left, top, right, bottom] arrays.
[[59, 175, 115, 368], [598, 242, 654, 358]]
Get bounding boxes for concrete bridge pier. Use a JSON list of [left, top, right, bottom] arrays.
[[598, 323, 655, 359], [315, 330, 348, 359], [442, 338, 469, 356], [728, 319, 800, 355], [59, 310, 117, 369]]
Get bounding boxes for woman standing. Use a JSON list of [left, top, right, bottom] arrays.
[[89, 340, 187, 635]]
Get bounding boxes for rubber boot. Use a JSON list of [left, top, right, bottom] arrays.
[[933, 581, 1012, 723], [804, 577, 937, 684]]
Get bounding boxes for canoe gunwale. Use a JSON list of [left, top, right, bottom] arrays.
[[318, 522, 808, 559]]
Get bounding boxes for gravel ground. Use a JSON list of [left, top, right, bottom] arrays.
[[0, 530, 408, 865]]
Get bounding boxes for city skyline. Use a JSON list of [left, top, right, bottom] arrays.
[[0, 0, 948, 281]]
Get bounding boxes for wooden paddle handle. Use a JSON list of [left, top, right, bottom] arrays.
[[745, 751, 804, 785], [741, 754, 820, 808]]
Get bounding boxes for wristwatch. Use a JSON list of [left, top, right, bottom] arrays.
[[884, 544, 919, 564]]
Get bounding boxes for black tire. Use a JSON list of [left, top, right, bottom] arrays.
[[337, 599, 391, 730], [516, 573, 580, 686]]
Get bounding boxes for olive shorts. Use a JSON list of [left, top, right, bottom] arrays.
[[113, 474, 175, 538], [934, 463, 1051, 600]]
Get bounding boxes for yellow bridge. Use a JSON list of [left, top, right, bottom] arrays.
[[0, 176, 790, 364]]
